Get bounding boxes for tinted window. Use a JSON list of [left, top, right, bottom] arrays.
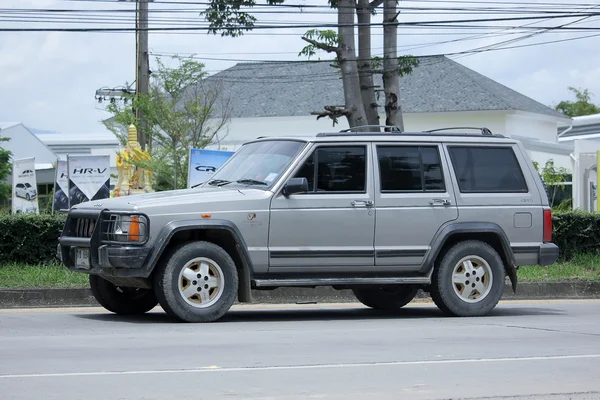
[[448, 146, 528, 193], [293, 146, 366, 192], [377, 146, 445, 192]]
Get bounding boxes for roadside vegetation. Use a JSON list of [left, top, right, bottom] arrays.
[[0, 262, 88, 288], [1, 255, 599, 289]]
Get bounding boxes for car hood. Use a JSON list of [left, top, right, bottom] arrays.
[[72, 186, 272, 212]]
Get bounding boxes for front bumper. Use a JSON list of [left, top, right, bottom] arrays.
[[58, 208, 152, 277]]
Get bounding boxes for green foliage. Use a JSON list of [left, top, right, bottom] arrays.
[[0, 136, 12, 203], [298, 29, 339, 59], [552, 211, 600, 261], [103, 54, 231, 190], [532, 159, 571, 207], [555, 87, 600, 117], [202, 0, 285, 37], [0, 213, 66, 265]]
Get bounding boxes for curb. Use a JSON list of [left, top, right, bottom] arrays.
[[1, 282, 600, 309]]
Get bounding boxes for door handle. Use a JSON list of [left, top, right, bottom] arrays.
[[430, 198, 451, 206], [351, 200, 374, 207]]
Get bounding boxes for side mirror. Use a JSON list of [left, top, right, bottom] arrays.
[[282, 177, 308, 196]]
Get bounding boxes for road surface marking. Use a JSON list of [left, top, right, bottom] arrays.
[[1, 354, 599, 379]]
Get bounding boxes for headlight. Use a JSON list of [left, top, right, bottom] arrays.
[[109, 214, 147, 243]]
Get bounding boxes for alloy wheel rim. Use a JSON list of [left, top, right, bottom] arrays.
[[451, 255, 493, 303], [178, 257, 224, 308]]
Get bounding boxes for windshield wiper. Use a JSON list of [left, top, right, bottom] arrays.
[[206, 179, 232, 187], [236, 179, 268, 186]]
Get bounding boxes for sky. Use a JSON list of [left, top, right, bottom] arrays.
[[0, 0, 599, 135]]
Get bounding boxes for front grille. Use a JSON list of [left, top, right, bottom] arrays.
[[74, 218, 95, 238]]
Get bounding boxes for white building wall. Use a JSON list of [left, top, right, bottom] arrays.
[[505, 112, 560, 142]]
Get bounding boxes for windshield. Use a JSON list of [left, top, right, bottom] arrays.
[[203, 140, 306, 189]]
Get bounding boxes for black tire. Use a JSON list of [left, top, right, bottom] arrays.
[[431, 240, 505, 317], [153, 241, 238, 323], [89, 275, 158, 315], [352, 285, 419, 310], [26, 194, 30, 201]]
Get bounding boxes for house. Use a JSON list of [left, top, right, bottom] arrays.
[[201, 55, 573, 170], [556, 113, 600, 211], [36, 131, 121, 185], [0, 122, 59, 190]]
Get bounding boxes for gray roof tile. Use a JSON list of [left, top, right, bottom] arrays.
[[203, 55, 568, 120]]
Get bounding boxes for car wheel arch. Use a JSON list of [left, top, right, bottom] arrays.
[[148, 220, 254, 303]]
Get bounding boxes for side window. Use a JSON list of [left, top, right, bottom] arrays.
[[293, 146, 367, 193], [448, 146, 528, 193], [377, 145, 445, 192]]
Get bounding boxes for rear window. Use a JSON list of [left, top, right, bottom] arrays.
[[447, 146, 528, 193]]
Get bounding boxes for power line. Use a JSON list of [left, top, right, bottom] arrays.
[[1, 11, 599, 31]]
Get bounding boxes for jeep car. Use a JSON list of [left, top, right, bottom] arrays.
[[57, 127, 560, 322]]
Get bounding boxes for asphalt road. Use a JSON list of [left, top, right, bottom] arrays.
[[0, 300, 599, 400]]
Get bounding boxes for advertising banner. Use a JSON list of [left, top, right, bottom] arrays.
[[11, 157, 39, 214], [52, 159, 69, 213], [187, 148, 234, 188], [67, 155, 111, 206]]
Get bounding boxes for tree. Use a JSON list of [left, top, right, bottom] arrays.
[[0, 136, 11, 204], [555, 87, 600, 117], [103, 55, 231, 191], [203, 0, 418, 130]]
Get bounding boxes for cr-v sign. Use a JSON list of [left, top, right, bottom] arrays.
[[195, 166, 216, 172]]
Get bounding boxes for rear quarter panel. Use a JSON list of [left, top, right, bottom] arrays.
[[441, 141, 545, 266]]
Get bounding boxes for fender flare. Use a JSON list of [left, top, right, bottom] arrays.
[[145, 219, 254, 302], [421, 222, 518, 292]]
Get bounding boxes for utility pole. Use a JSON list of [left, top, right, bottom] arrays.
[[136, 0, 150, 151]]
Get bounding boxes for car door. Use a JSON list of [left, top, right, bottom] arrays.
[[268, 142, 376, 273], [373, 142, 459, 270]]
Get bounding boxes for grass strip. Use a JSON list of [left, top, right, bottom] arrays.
[[1, 254, 600, 289], [0, 263, 89, 289]]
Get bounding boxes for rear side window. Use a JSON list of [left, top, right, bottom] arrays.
[[377, 146, 445, 192], [448, 146, 528, 193]]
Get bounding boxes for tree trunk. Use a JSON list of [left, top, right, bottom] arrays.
[[337, 0, 368, 128], [383, 0, 403, 131], [356, 0, 380, 130]]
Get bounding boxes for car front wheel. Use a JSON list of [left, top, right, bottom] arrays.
[[431, 240, 505, 317], [153, 241, 238, 323]]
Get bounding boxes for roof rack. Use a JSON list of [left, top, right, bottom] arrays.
[[424, 127, 494, 136], [338, 125, 403, 133]]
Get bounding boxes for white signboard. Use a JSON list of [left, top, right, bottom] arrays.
[[12, 157, 39, 214], [52, 159, 69, 213], [67, 155, 111, 206], [187, 148, 234, 188]]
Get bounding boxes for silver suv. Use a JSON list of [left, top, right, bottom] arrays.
[[58, 127, 559, 322]]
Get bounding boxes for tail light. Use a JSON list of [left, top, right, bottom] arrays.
[[543, 208, 552, 242]]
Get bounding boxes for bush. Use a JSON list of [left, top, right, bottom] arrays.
[[0, 210, 599, 266], [553, 211, 600, 261], [0, 213, 66, 265]]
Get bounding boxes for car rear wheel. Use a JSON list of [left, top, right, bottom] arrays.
[[431, 240, 505, 317], [153, 241, 238, 323], [353, 285, 419, 310], [89, 275, 158, 315]]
